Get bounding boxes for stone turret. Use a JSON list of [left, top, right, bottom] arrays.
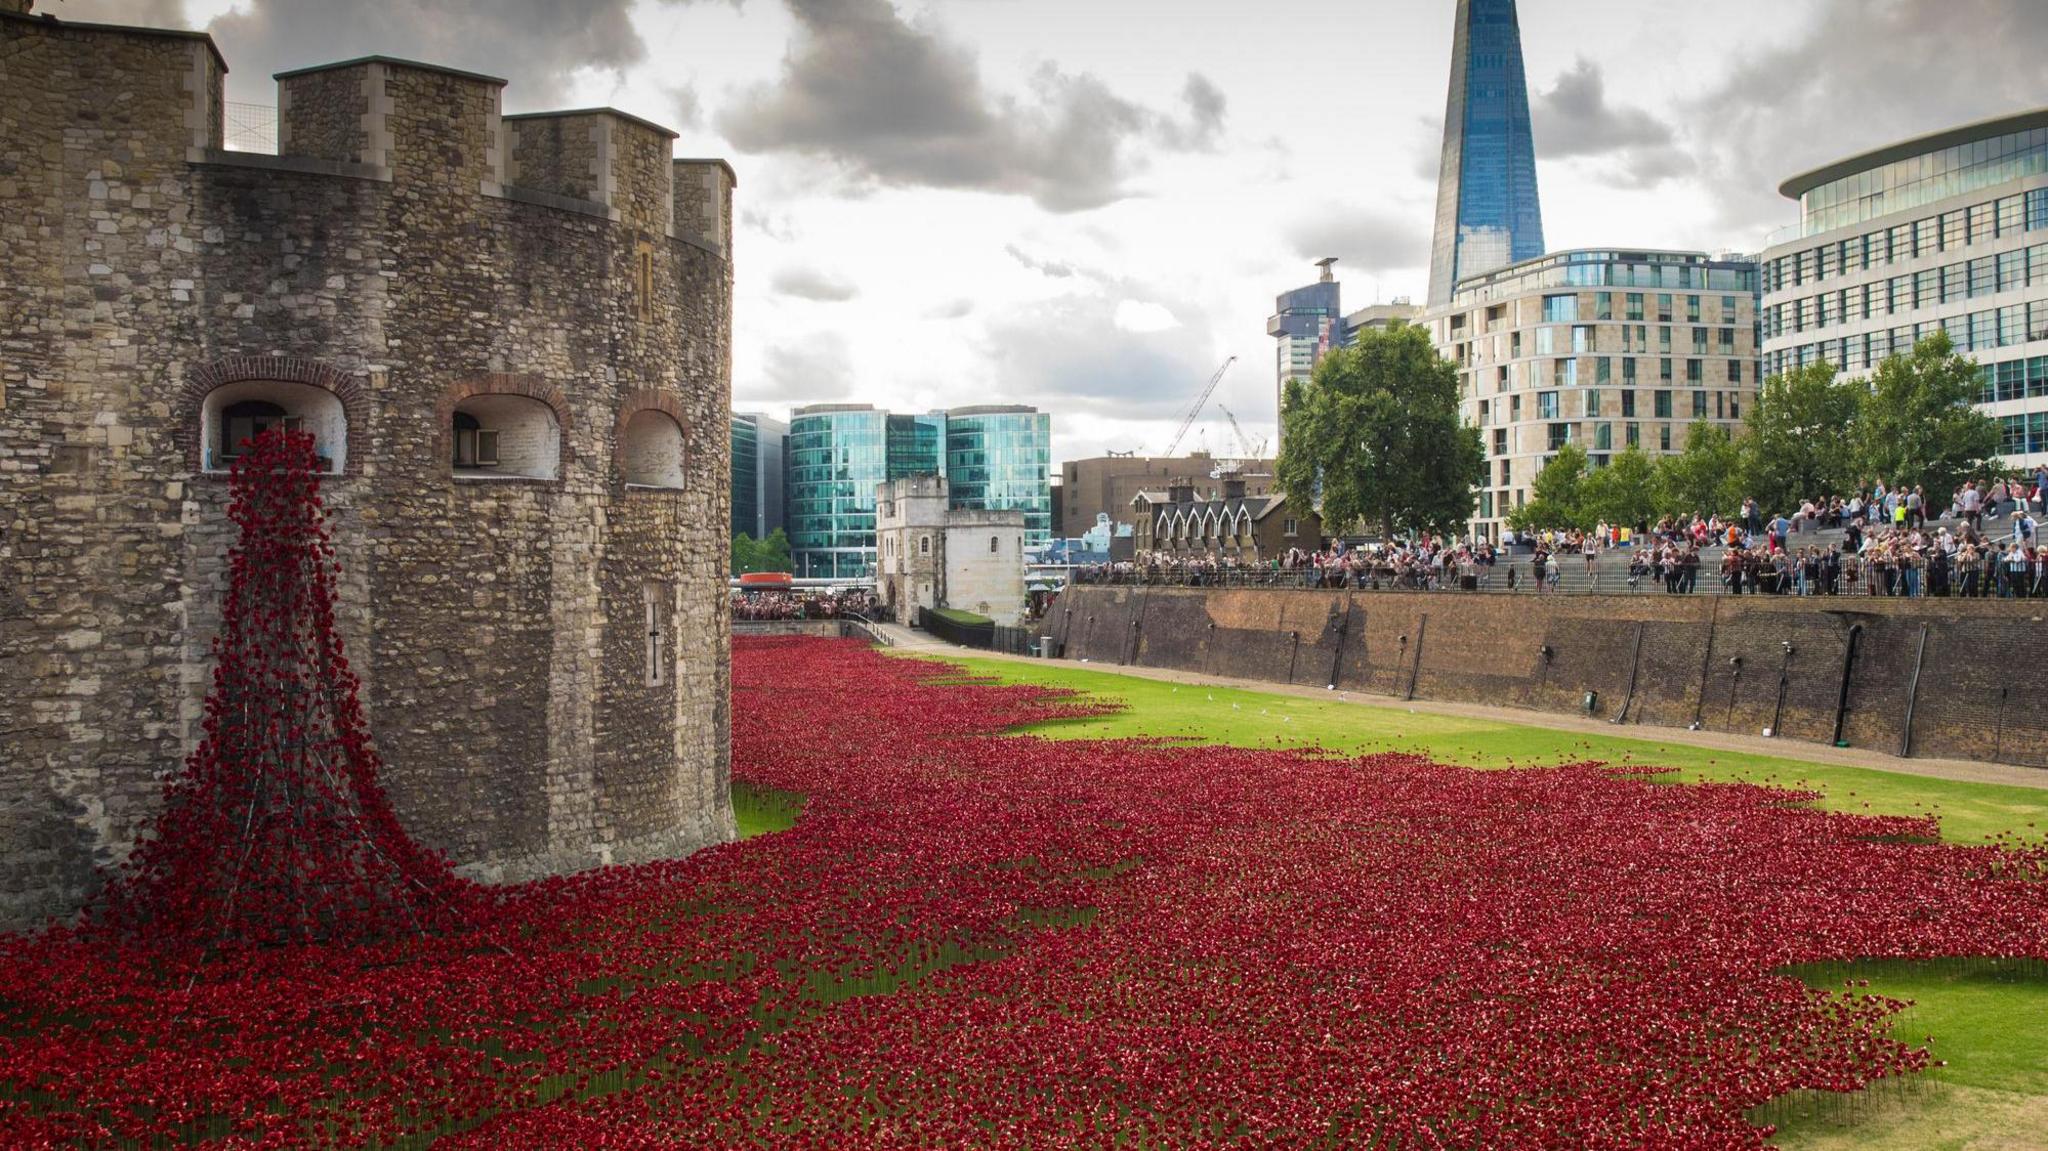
[[0, 13, 738, 928]]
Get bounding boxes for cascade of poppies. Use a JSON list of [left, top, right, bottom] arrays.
[[99, 428, 464, 949]]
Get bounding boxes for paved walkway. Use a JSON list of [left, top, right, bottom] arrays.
[[868, 623, 2048, 792]]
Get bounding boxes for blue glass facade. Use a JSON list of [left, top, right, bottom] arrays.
[[945, 406, 1053, 547], [886, 413, 947, 480], [787, 406, 888, 580], [729, 412, 786, 540], [1792, 124, 2048, 239], [1427, 0, 1545, 307], [786, 405, 1051, 576]]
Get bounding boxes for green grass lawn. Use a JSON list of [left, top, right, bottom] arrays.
[[733, 781, 803, 839], [894, 652, 2048, 1148], [917, 654, 2048, 848]]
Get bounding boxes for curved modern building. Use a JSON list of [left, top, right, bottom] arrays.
[[1761, 110, 2048, 469], [945, 406, 1053, 546], [786, 404, 1050, 576], [1433, 249, 1762, 541], [787, 405, 889, 579]]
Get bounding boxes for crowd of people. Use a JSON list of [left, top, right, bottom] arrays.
[[730, 588, 879, 620], [1067, 471, 2048, 599]]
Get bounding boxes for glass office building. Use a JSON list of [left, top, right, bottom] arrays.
[[1269, 262, 1346, 454], [1761, 110, 2048, 471], [786, 404, 1052, 577], [729, 412, 786, 540], [886, 413, 947, 480], [787, 405, 889, 580], [945, 406, 1053, 547], [1427, 0, 1546, 308]]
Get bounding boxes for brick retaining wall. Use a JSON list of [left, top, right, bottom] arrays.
[[1048, 588, 2048, 769]]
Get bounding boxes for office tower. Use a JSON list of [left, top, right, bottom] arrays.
[[730, 412, 787, 540], [1427, 0, 1546, 308]]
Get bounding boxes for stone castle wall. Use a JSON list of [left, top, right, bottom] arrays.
[[1049, 586, 2048, 769], [0, 12, 738, 927]]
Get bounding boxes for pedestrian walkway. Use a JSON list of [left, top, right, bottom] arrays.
[[870, 626, 2048, 793]]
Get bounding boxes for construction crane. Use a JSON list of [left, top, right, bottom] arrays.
[[1212, 403, 1269, 462], [1161, 356, 1235, 457]]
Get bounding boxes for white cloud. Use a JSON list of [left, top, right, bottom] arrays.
[[1113, 300, 1179, 334]]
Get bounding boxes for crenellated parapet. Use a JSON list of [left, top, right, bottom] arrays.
[[0, 10, 737, 928], [674, 159, 737, 257]]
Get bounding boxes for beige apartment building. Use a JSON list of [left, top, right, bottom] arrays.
[[1430, 249, 1762, 541]]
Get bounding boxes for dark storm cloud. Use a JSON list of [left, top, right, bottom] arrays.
[[1685, 0, 2048, 236], [56, 0, 729, 108], [45, 0, 189, 27], [1284, 207, 1430, 275], [212, 0, 649, 104], [668, 84, 704, 131], [1156, 73, 1229, 151], [980, 290, 1217, 419], [1532, 59, 1693, 188], [717, 0, 1227, 211], [770, 266, 860, 302]]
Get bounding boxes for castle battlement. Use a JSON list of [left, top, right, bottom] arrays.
[[1, 12, 734, 254], [0, 5, 738, 928]]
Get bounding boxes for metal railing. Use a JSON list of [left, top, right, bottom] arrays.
[[917, 608, 1038, 654], [1063, 562, 2048, 599]]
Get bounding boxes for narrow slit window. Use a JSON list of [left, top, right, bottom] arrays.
[[644, 583, 664, 687], [635, 245, 655, 323]]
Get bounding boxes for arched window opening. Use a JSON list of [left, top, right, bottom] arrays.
[[620, 409, 686, 489], [200, 380, 347, 473], [453, 394, 559, 480], [919, 535, 931, 556], [990, 534, 1000, 553]]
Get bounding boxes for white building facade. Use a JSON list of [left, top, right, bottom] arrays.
[[1761, 109, 2048, 472], [875, 475, 1028, 627]]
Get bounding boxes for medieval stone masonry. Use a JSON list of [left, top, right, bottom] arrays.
[[0, 7, 738, 927]]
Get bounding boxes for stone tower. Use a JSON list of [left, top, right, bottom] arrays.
[[0, 11, 738, 926]]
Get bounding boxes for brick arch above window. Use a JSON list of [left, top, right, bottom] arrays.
[[613, 391, 688, 437], [179, 356, 369, 477], [615, 391, 692, 490], [438, 374, 573, 479]]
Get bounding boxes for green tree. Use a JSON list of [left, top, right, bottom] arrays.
[[1654, 422, 1744, 519], [1580, 445, 1658, 531], [1504, 443, 1589, 531], [755, 528, 792, 572], [730, 528, 793, 576], [1738, 360, 1863, 516], [1277, 322, 1485, 540], [1851, 332, 2001, 499]]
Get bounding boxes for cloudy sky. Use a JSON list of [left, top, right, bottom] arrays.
[[53, 0, 2048, 462]]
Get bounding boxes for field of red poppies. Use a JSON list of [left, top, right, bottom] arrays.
[[3, 634, 2047, 1148]]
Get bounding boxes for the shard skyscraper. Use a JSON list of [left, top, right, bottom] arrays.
[[1426, 0, 1545, 308]]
